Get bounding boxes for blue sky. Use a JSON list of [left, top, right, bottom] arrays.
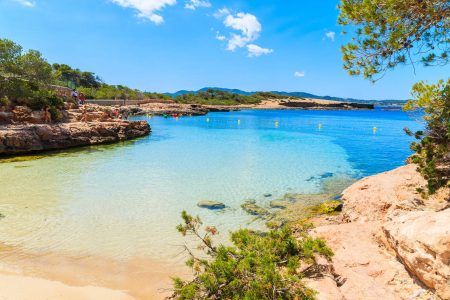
[[1, 0, 448, 99]]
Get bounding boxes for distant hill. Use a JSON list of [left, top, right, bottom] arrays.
[[165, 87, 407, 106]]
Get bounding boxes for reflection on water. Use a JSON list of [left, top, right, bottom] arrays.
[[0, 109, 420, 267]]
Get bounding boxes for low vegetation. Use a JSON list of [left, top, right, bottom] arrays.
[[175, 90, 303, 106], [175, 89, 263, 106], [170, 211, 333, 300]]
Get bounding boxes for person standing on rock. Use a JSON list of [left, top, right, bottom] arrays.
[[43, 106, 51, 124], [79, 92, 86, 105], [71, 90, 78, 104]]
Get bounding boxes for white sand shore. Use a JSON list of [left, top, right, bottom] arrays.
[[0, 273, 133, 300]]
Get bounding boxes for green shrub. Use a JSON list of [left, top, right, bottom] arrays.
[[171, 211, 333, 300], [0, 96, 10, 107], [404, 80, 450, 193]]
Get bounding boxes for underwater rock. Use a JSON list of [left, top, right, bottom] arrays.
[[306, 172, 334, 182], [197, 201, 226, 210], [269, 200, 290, 209], [241, 200, 270, 216]]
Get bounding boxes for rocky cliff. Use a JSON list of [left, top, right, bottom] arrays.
[[307, 165, 449, 299]]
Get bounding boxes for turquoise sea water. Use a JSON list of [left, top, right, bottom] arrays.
[[0, 109, 422, 263]]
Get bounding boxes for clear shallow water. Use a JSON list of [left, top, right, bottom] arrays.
[[0, 109, 422, 263]]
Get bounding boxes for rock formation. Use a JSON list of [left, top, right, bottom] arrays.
[[308, 164, 449, 299], [0, 121, 150, 156]]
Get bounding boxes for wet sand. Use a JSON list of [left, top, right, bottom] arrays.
[[0, 243, 190, 299]]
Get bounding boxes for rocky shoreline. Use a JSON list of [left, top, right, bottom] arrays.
[[304, 164, 449, 299], [0, 121, 150, 156]]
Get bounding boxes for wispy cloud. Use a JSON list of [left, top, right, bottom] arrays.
[[247, 44, 273, 57], [110, 0, 176, 25], [214, 9, 273, 57], [324, 31, 335, 41], [185, 0, 211, 10], [215, 31, 226, 41], [14, 0, 35, 7], [213, 7, 230, 19], [294, 71, 306, 77]]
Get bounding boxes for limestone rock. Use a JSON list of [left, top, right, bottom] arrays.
[[0, 121, 150, 156], [341, 164, 427, 222], [383, 209, 450, 299]]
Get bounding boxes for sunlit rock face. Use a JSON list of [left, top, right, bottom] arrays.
[[0, 121, 150, 155]]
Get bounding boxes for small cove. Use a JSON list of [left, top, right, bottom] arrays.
[[0, 108, 422, 296]]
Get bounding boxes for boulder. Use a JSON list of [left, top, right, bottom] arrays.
[[197, 201, 226, 210], [383, 209, 450, 299]]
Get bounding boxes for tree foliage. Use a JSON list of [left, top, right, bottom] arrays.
[[339, 0, 449, 81], [170, 211, 333, 300], [339, 0, 450, 193], [404, 79, 450, 193], [0, 38, 63, 111], [52, 63, 102, 89]]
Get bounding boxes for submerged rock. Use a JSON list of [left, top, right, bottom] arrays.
[[197, 201, 226, 210], [269, 200, 290, 209], [311, 200, 343, 214], [241, 200, 270, 217]]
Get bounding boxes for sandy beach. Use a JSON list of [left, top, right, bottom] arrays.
[[0, 244, 189, 300]]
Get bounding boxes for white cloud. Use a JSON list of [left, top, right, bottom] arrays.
[[215, 31, 226, 41], [213, 8, 230, 19], [14, 0, 35, 7], [294, 71, 306, 77], [325, 31, 335, 41], [185, 0, 211, 10], [110, 0, 176, 25], [213, 10, 272, 58], [247, 44, 273, 57], [223, 12, 261, 51]]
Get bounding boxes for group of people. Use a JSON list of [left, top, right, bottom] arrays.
[[71, 90, 86, 105]]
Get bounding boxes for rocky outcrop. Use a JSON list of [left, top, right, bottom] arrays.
[[0, 121, 150, 156], [383, 209, 450, 299], [308, 165, 449, 299]]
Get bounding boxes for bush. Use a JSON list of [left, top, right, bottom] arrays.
[[404, 79, 450, 193], [170, 211, 333, 300], [0, 96, 10, 107]]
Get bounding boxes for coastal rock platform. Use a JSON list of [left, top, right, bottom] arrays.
[[0, 121, 150, 156], [308, 164, 449, 299]]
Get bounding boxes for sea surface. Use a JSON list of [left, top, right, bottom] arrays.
[[0, 109, 422, 264]]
